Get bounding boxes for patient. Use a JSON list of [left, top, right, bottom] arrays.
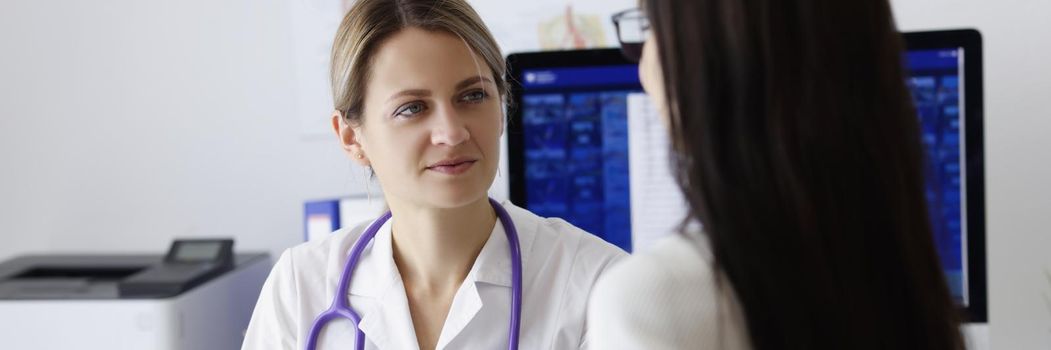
[[588, 1, 965, 349]]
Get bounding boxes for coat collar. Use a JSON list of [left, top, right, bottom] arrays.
[[346, 216, 399, 297], [346, 199, 537, 297], [343, 199, 538, 349], [469, 200, 538, 287]]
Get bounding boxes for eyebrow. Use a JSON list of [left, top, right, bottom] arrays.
[[386, 76, 494, 103], [454, 76, 493, 91]]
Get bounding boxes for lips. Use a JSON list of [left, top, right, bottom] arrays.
[[426, 157, 478, 175]]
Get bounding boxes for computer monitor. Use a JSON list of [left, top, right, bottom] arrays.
[[506, 29, 985, 322], [903, 29, 986, 322]]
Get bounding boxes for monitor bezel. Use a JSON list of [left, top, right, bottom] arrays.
[[904, 29, 986, 323]]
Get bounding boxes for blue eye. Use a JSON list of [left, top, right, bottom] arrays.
[[461, 90, 488, 104], [394, 102, 426, 118]]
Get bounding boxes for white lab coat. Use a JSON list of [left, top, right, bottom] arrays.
[[242, 200, 627, 350]]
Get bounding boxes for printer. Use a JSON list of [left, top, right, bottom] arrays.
[[0, 239, 271, 350]]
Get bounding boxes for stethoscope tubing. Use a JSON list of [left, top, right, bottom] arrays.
[[305, 198, 521, 350]]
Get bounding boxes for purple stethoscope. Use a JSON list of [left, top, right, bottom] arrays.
[[305, 198, 523, 350]]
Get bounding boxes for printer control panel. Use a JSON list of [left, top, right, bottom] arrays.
[[165, 239, 234, 265], [118, 239, 235, 298]]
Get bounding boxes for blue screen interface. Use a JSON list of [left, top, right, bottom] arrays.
[[518, 50, 968, 304], [519, 65, 640, 252], [905, 48, 968, 304]]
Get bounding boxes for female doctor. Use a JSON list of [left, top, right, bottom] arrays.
[[241, 0, 626, 349]]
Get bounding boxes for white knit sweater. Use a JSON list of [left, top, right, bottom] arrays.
[[587, 232, 752, 349]]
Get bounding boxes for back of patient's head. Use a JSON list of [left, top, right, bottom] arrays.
[[330, 0, 507, 126], [644, 0, 965, 348]]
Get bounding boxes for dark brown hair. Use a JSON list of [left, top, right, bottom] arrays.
[[644, 0, 965, 348]]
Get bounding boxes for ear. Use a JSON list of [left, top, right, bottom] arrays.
[[331, 111, 371, 167]]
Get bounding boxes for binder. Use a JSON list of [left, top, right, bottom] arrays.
[[304, 195, 387, 241], [303, 200, 340, 242]]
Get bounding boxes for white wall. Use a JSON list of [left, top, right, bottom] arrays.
[[0, 0, 1048, 348], [890, 0, 1051, 348], [0, 0, 363, 262]]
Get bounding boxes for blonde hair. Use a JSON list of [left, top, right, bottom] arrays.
[[330, 0, 508, 125]]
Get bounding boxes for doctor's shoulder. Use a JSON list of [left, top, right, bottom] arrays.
[[280, 221, 372, 283], [243, 223, 370, 349], [257, 221, 369, 301], [506, 203, 628, 275], [255, 222, 371, 312]]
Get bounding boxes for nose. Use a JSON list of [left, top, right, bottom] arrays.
[[430, 104, 470, 146]]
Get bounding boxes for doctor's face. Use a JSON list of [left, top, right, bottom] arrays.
[[341, 27, 503, 209]]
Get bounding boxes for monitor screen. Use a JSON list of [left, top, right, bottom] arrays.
[[905, 48, 969, 306], [516, 65, 644, 252]]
